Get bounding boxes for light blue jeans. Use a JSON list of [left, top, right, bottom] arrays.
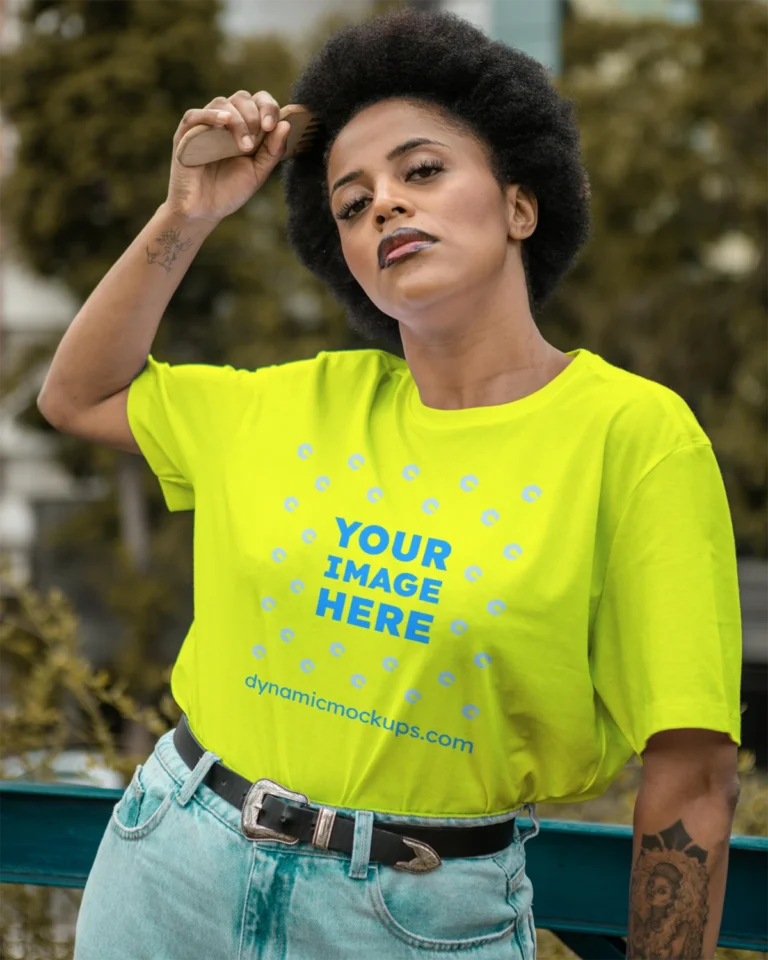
[[74, 727, 540, 959]]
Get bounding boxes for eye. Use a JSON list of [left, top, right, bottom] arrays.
[[405, 160, 444, 180], [336, 197, 365, 220], [335, 159, 445, 221]]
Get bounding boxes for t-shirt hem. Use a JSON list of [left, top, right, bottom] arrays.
[[157, 477, 195, 512], [633, 699, 742, 756], [311, 798, 527, 822]]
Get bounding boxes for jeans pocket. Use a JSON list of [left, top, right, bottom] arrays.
[[110, 752, 177, 841], [370, 838, 533, 951]]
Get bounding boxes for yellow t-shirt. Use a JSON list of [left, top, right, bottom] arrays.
[[127, 347, 742, 818]]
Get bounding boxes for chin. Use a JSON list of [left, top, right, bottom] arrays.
[[374, 263, 462, 319]]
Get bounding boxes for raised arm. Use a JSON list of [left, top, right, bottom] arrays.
[[37, 90, 289, 453], [37, 207, 214, 453]]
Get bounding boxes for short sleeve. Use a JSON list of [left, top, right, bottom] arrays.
[[127, 356, 256, 511], [590, 441, 742, 757]]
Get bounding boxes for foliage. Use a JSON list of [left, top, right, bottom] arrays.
[[0, 575, 178, 957], [0, 577, 176, 781]]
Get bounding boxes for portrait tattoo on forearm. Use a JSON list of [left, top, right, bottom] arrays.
[[628, 819, 709, 959], [146, 229, 193, 273]]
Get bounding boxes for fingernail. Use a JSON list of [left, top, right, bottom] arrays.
[[242, 135, 254, 149], [263, 116, 274, 130]]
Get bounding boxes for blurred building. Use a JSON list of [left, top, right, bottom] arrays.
[[574, 0, 699, 20], [0, 1, 78, 591], [444, 0, 700, 75], [222, 0, 370, 36]]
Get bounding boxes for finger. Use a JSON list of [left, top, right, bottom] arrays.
[[175, 105, 233, 141], [229, 91, 265, 150], [265, 119, 291, 157], [253, 121, 291, 179], [251, 90, 281, 133], [216, 94, 253, 152]]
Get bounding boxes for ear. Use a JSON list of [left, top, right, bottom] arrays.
[[506, 185, 538, 241]]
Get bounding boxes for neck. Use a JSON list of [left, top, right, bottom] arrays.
[[398, 275, 568, 411]]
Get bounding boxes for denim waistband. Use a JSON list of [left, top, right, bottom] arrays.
[[155, 726, 540, 839]]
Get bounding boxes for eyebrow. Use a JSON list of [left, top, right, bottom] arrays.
[[330, 138, 450, 199]]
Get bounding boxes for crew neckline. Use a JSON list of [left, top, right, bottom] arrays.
[[403, 348, 591, 428]]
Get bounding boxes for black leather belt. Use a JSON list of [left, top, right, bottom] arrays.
[[173, 714, 516, 873]]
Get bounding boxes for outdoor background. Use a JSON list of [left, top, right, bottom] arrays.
[[0, 0, 765, 956]]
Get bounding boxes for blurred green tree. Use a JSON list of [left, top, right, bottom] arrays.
[[549, 0, 766, 555]]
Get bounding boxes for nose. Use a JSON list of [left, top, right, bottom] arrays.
[[370, 181, 413, 223]]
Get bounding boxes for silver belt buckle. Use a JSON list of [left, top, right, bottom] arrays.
[[241, 778, 309, 843], [393, 837, 442, 873]]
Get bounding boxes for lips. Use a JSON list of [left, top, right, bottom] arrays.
[[378, 228, 439, 269]]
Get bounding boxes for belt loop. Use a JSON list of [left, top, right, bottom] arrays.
[[177, 749, 221, 807], [348, 810, 374, 880], [518, 803, 541, 845]]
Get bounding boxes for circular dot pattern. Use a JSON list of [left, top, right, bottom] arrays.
[[272, 450, 540, 725]]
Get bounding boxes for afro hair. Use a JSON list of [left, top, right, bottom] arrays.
[[282, 7, 591, 351]]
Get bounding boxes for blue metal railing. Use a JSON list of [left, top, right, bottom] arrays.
[[1, 781, 766, 959]]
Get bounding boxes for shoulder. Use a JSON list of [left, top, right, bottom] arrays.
[[312, 348, 405, 379], [133, 350, 405, 424], [253, 347, 405, 396], [579, 350, 711, 454]]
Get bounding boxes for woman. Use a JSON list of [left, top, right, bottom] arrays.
[[39, 9, 741, 960]]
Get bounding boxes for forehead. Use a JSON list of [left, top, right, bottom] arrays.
[[326, 99, 462, 179]]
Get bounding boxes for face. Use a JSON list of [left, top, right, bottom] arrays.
[[647, 874, 675, 908], [326, 99, 536, 338]]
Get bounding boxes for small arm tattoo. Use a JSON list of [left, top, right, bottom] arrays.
[[146, 229, 193, 273], [628, 819, 709, 958]]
